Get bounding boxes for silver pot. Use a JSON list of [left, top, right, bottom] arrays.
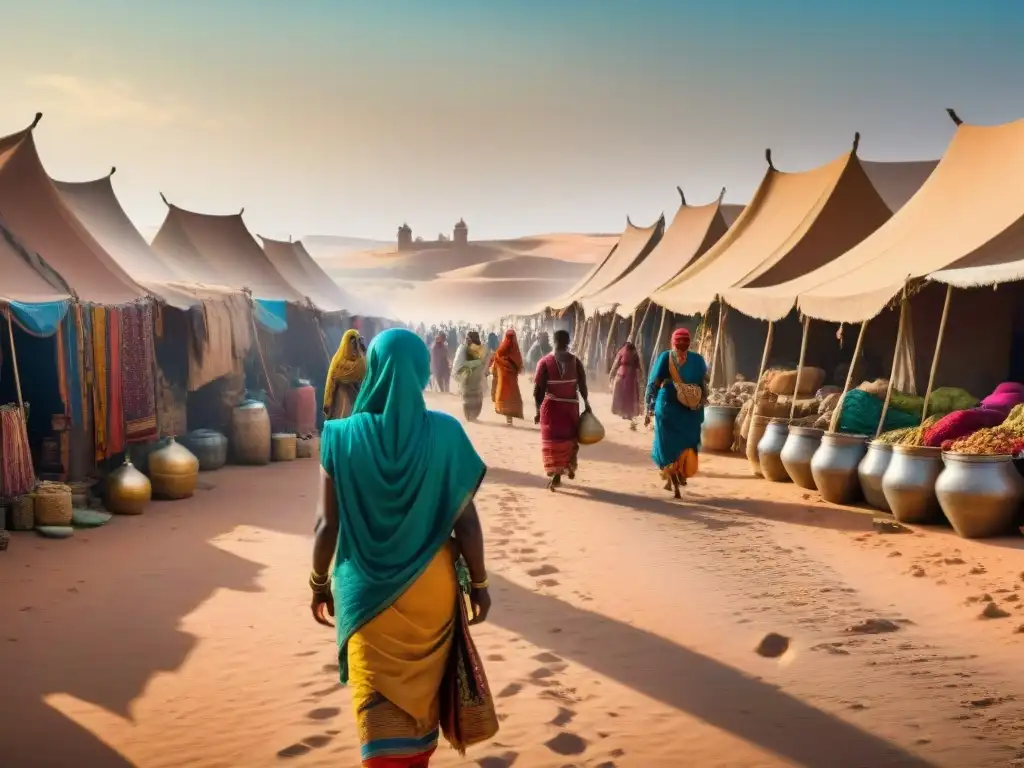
[[781, 426, 823, 490], [702, 405, 739, 453], [758, 419, 791, 482], [936, 453, 1024, 539], [882, 445, 942, 524], [746, 415, 770, 478], [858, 441, 893, 512], [810, 432, 869, 504]]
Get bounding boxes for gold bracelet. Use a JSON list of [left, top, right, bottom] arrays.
[[470, 578, 489, 590], [309, 576, 331, 594], [310, 569, 329, 586]]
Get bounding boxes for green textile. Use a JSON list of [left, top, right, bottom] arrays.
[[320, 328, 486, 683], [838, 388, 920, 435]]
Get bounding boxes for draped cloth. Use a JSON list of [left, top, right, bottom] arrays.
[[490, 330, 524, 419], [453, 343, 487, 421], [647, 350, 706, 480], [324, 329, 367, 420], [121, 303, 158, 443], [610, 344, 643, 420], [534, 352, 582, 476]]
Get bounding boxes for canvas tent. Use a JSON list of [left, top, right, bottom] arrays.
[[649, 137, 893, 320], [0, 116, 148, 306], [0, 215, 70, 307], [532, 214, 665, 313], [152, 202, 305, 304], [581, 189, 733, 317], [861, 159, 939, 213], [259, 236, 374, 316], [742, 114, 1024, 325]]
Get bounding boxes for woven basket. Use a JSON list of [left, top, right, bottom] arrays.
[[34, 482, 73, 527], [10, 495, 35, 531], [272, 433, 297, 462], [296, 435, 320, 459]]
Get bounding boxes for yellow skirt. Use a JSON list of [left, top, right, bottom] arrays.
[[660, 448, 698, 481], [348, 545, 458, 765]]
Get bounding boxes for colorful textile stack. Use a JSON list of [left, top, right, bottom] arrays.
[[121, 303, 158, 443], [90, 307, 127, 460], [0, 405, 35, 500]]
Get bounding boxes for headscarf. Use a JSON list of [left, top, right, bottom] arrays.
[[322, 328, 486, 682], [323, 329, 366, 416], [494, 328, 523, 371], [465, 331, 484, 360], [672, 327, 691, 352], [487, 332, 500, 352]]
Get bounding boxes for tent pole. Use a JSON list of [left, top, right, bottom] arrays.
[[249, 307, 277, 401], [921, 284, 953, 420], [708, 301, 727, 389], [788, 314, 811, 421], [876, 292, 909, 438], [602, 313, 619, 374], [314, 314, 332, 365], [743, 320, 774, 446], [650, 306, 668, 373], [830, 319, 870, 433], [5, 307, 26, 422]]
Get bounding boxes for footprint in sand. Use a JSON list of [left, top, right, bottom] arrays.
[[528, 564, 560, 578], [487, 654, 506, 662], [321, 662, 339, 673], [534, 652, 562, 663], [550, 707, 576, 727], [477, 752, 519, 767], [307, 707, 341, 721], [276, 734, 334, 759], [539, 578, 560, 587], [294, 650, 318, 658], [312, 682, 343, 697], [498, 682, 523, 698], [545, 732, 588, 756], [530, 667, 556, 680]]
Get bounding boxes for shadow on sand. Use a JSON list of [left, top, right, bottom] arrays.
[[0, 462, 320, 767], [487, 573, 936, 768]]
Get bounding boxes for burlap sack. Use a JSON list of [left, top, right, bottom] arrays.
[[857, 378, 890, 399], [766, 367, 826, 397]]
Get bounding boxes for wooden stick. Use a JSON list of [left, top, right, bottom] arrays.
[[708, 300, 726, 389], [744, 320, 774, 444], [876, 293, 909, 438], [830, 319, 869, 433], [249, 307, 277, 401], [5, 307, 26, 421], [602, 312, 619, 373], [650, 306, 668, 373], [313, 315, 332, 365], [921, 284, 953, 420], [788, 314, 811, 421]]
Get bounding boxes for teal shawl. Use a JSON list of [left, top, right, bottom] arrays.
[[321, 328, 486, 682]]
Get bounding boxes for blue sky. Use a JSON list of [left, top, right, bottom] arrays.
[[1, 0, 1022, 240]]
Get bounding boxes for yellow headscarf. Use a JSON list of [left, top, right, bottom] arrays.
[[323, 329, 366, 415]]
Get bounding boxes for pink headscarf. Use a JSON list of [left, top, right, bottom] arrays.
[[672, 327, 691, 350]]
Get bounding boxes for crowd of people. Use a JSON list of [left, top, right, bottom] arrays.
[[308, 321, 708, 766]]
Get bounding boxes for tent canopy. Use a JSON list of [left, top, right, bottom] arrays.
[[152, 203, 305, 303], [0, 117, 148, 305], [581, 189, 732, 317], [786, 115, 1024, 323], [534, 214, 664, 313], [655, 139, 892, 320], [0, 215, 71, 307], [260, 236, 375, 315], [861, 159, 939, 213]]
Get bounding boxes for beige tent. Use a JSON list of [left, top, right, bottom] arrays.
[[0, 215, 70, 305], [531, 214, 665, 313], [754, 114, 1024, 325], [260, 236, 375, 315], [0, 116, 148, 305], [581, 189, 733, 317], [653, 139, 893, 319], [152, 202, 306, 303], [861, 160, 939, 213]]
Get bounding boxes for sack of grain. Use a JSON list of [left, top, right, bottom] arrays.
[[857, 378, 890, 399], [818, 391, 843, 416], [767, 367, 826, 397]]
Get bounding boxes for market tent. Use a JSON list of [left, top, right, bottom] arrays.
[[531, 214, 665, 313], [776, 114, 1024, 324], [861, 159, 939, 213], [581, 189, 732, 317], [152, 202, 306, 303], [259, 235, 375, 315], [651, 137, 892, 320], [0, 116, 148, 305], [0, 216, 70, 307]]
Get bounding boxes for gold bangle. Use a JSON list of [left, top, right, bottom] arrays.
[[310, 569, 329, 586], [470, 578, 489, 590]]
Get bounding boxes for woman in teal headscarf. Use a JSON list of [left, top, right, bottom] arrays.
[[309, 328, 497, 767]]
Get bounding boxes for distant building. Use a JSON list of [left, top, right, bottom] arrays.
[[396, 219, 469, 251]]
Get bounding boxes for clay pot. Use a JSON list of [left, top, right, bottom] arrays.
[[702, 406, 739, 452], [857, 441, 893, 512], [810, 432, 868, 504], [936, 453, 1024, 538], [882, 445, 943, 524], [757, 419, 791, 483], [780, 426, 823, 490]]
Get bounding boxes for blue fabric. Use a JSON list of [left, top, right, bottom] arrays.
[[646, 349, 707, 469], [321, 328, 486, 683], [8, 300, 71, 337], [253, 299, 288, 333]]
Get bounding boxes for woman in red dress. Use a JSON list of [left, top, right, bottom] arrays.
[[533, 330, 590, 490]]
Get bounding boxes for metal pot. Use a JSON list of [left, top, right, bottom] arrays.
[[935, 453, 1024, 539], [702, 405, 739, 453], [757, 419, 791, 482], [180, 429, 228, 472], [746, 415, 770, 478], [780, 426, 823, 490], [882, 445, 942, 524], [148, 437, 200, 500], [857, 441, 893, 512], [810, 432, 869, 504], [105, 459, 152, 515]]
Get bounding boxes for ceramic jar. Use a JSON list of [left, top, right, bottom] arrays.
[[780, 426, 823, 490], [810, 432, 869, 504], [881, 445, 943, 524], [858, 441, 893, 512], [702, 406, 739, 453], [757, 419, 791, 482], [935, 453, 1024, 538]]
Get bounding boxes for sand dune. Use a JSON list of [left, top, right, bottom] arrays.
[[439, 255, 590, 281]]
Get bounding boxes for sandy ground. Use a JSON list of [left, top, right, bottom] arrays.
[[3, 385, 1024, 767]]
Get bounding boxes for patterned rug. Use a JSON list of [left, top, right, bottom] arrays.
[[121, 303, 158, 443]]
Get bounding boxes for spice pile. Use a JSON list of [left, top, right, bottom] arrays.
[[943, 403, 1024, 455], [876, 415, 941, 446]]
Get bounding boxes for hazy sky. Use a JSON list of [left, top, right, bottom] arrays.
[[2, 0, 1022, 241]]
